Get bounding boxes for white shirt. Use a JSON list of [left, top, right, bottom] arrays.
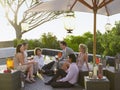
[[34, 55, 44, 69], [24, 50, 28, 63], [59, 63, 79, 84]]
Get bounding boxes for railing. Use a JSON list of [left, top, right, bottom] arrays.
[[0, 48, 115, 66], [0, 47, 15, 58]]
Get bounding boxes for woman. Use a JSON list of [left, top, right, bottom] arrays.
[[14, 44, 36, 83], [22, 42, 28, 62], [33, 47, 44, 72], [34, 47, 56, 75], [45, 54, 79, 88], [77, 44, 89, 71]]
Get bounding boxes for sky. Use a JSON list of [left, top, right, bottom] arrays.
[[0, 6, 120, 41]]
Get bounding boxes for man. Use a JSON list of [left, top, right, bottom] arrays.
[[58, 41, 74, 68], [59, 41, 74, 60], [45, 54, 79, 88]]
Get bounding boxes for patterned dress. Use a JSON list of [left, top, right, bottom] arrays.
[[14, 53, 28, 72]]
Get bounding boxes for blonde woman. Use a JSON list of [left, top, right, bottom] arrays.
[[77, 44, 89, 71]]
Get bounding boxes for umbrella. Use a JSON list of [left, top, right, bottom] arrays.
[[26, 0, 120, 65]]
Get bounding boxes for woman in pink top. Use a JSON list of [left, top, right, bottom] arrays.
[[77, 44, 89, 71]]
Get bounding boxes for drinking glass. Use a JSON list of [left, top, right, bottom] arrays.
[[89, 71, 93, 78]]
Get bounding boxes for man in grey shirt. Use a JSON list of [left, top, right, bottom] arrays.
[[58, 41, 74, 68]]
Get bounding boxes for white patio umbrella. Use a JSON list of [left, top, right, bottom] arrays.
[[26, 0, 120, 65]]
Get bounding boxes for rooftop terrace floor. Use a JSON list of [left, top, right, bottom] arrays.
[[22, 75, 83, 90]]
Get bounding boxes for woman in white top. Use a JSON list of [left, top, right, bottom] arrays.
[[22, 42, 38, 75], [33, 48, 44, 71], [22, 42, 28, 63], [77, 44, 89, 71], [34, 48, 55, 75]]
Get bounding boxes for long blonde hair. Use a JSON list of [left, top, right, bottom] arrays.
[[79, 44, 88, 53]]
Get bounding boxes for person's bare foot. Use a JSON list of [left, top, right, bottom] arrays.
[[30, 78, 36, 82], [25, 78, 32, 83]]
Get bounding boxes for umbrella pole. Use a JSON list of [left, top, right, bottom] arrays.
[[93, 10, 97, 67]]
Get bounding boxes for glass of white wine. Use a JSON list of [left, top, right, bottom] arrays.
[[54, 67, 57, 74]]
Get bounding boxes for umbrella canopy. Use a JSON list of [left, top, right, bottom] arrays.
[[25, 0, 120, 65], [26, 0, 120, 16]]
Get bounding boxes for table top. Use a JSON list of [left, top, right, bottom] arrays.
[[0, 65, 6, 73], [84, 76, 109, 82], [0, 65, 18, 74]]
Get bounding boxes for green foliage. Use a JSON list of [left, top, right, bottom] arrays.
[[64, 32, 93, 52], [14, 32, 59, 50], [99, 21, 120, 56], [40, 32, 59, 49], [13, 39, 27, 47], [114, 21, 120, 35], [83, 32, 93, 53], [96, 31, 104, 55]]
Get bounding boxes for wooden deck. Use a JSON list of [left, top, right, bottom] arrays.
[[22, 75, 84, 90]]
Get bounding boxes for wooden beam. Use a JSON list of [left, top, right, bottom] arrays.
[[70, 0, 77, 10], [98, 0, 106, 7], [78, 0, 93, 9], [105, 5, 110, 16], [98, 0, 113, 9]]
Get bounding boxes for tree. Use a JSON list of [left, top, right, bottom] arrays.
[[96, 31, 104, 55], [99, 21, 120, 56], [108, 21, 120, 56], [0, 0, 62, 39], [13, 32, 60, 49], [64, 32, 93, 52], [64, 35, 83, 51], [40, 32, 59, 49], [112, 21, 120, 35]]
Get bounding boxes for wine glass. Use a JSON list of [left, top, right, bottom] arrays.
[[55, 55, 59, 61], [89, 71, 93, 79], [54, 67, 57, 74]]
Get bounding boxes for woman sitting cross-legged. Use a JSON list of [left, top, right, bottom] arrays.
[[14, 44, 36, 83], [33, 47, 44, 73], [33, 47, 56, 76], [45, 54, 79, 88]]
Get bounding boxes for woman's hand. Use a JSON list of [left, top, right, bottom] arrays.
[[27, 60, 36, 64]]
